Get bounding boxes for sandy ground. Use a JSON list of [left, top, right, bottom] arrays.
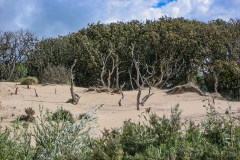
[[1, 82, 240, 136]]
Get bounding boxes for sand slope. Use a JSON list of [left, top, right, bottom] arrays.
[[1, 82, 240, 135]]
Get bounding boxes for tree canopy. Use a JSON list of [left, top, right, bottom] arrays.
[[1, 17, 240, 99]]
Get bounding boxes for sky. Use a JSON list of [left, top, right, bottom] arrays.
[[0, 0, 239, 38]]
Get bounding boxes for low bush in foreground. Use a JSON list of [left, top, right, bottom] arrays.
[[0, 101, 240, 159], [84, 102, 240, 160], [20, 76, 38, 85]]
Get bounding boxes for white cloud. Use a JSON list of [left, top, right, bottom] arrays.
[[0, 0, 239, 37]]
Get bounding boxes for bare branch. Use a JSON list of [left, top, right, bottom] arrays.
[[140, 87, 154, 106], [118, 83, 125, 106], [34, 88, 38, 97], [15, 87, 18, 95], [99, 43, 114, 89]]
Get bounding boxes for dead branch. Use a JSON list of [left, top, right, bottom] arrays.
[[145, 107, 151, 114], [140, 87, 154, 106], [70, 59, 80, 105], [34, 88, 38, 97], [128, 68, 135, 90], [15, 87, 18, 95], [154, 55, 184, 88], [115, 54, 120, 91], [99, 44, 114, 89], [118, 83, 125, 106], [55, 88, 56, 94], [107, 56, 118, 90], [142, 64, 156, 86], [130, 43, 154, 110], [94, 86, 102, 93], [166, 83, 204, 96]]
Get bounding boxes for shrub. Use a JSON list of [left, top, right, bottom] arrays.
[[66, 98, 73, 103], [32, 105, 102, 159], [20, 77, 38, 85], [19, 107, 36, 122], [25, 107, 35, 116], [41, 65, 69, 84], [2, 101, 240, 159], [51, 107, 75, 123], [0, 121, 35, 159], [76, 113, 90, 120]]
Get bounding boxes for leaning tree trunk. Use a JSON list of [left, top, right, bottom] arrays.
[[213, 72, 218, 93], [70, 59, 80, 105]]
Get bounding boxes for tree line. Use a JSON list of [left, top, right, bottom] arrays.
[[0, 16, 240, 99]]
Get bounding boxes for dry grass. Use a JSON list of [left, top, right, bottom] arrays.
[[166, 82, 204, 96], [20, 77, 38, 85]]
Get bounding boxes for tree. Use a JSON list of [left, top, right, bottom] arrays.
[[0, 30, 37, 81]]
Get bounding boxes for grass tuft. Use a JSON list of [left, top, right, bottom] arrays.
[[20, 77, 38, 85]]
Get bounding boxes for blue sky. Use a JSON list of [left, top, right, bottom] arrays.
[[0, 0, 239, 38]]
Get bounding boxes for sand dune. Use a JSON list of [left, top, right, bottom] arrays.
[[1, 82, 240, 136]]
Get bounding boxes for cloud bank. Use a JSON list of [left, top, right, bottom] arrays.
[[0, 0, 239, 38]]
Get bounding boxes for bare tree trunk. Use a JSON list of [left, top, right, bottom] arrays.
[[137, 88, 141, 110], [107, 56, 118, 90], [107, 70, 111, 90], [213, 72, 218, 93], [116, 54, 120, 92], [15, 87, 18, 95], [34, 88, 38, 97], [131, 43, 142, 110], [100, 65, 107, 88], [118, 83, 125, 106], [128, 69, 135, 90], [70, 59, 80, 105], [154, 74, 164, 87], [130, 43, 154, 110], [7, 61, 16, 81], [140, 87, 154, 106]]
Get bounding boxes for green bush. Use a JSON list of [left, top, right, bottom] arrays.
[[18, 107, 36, 122], [51, 107, 75, 123], [20, 77, 38, 85], [77, 112, 90, 120], [82, 102, 240, 159], [32, 105, 102, 159], [0, 121, 35, 159], [12, 63, 28, 81], [1, 102, 240, 159]]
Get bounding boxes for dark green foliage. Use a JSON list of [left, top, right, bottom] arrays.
[[2, 18, 240, 100], [51, 107, 75, 123], [196, 73, 207, 92], [66, 98, 73, 103], [12, 63, 28, 81]]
